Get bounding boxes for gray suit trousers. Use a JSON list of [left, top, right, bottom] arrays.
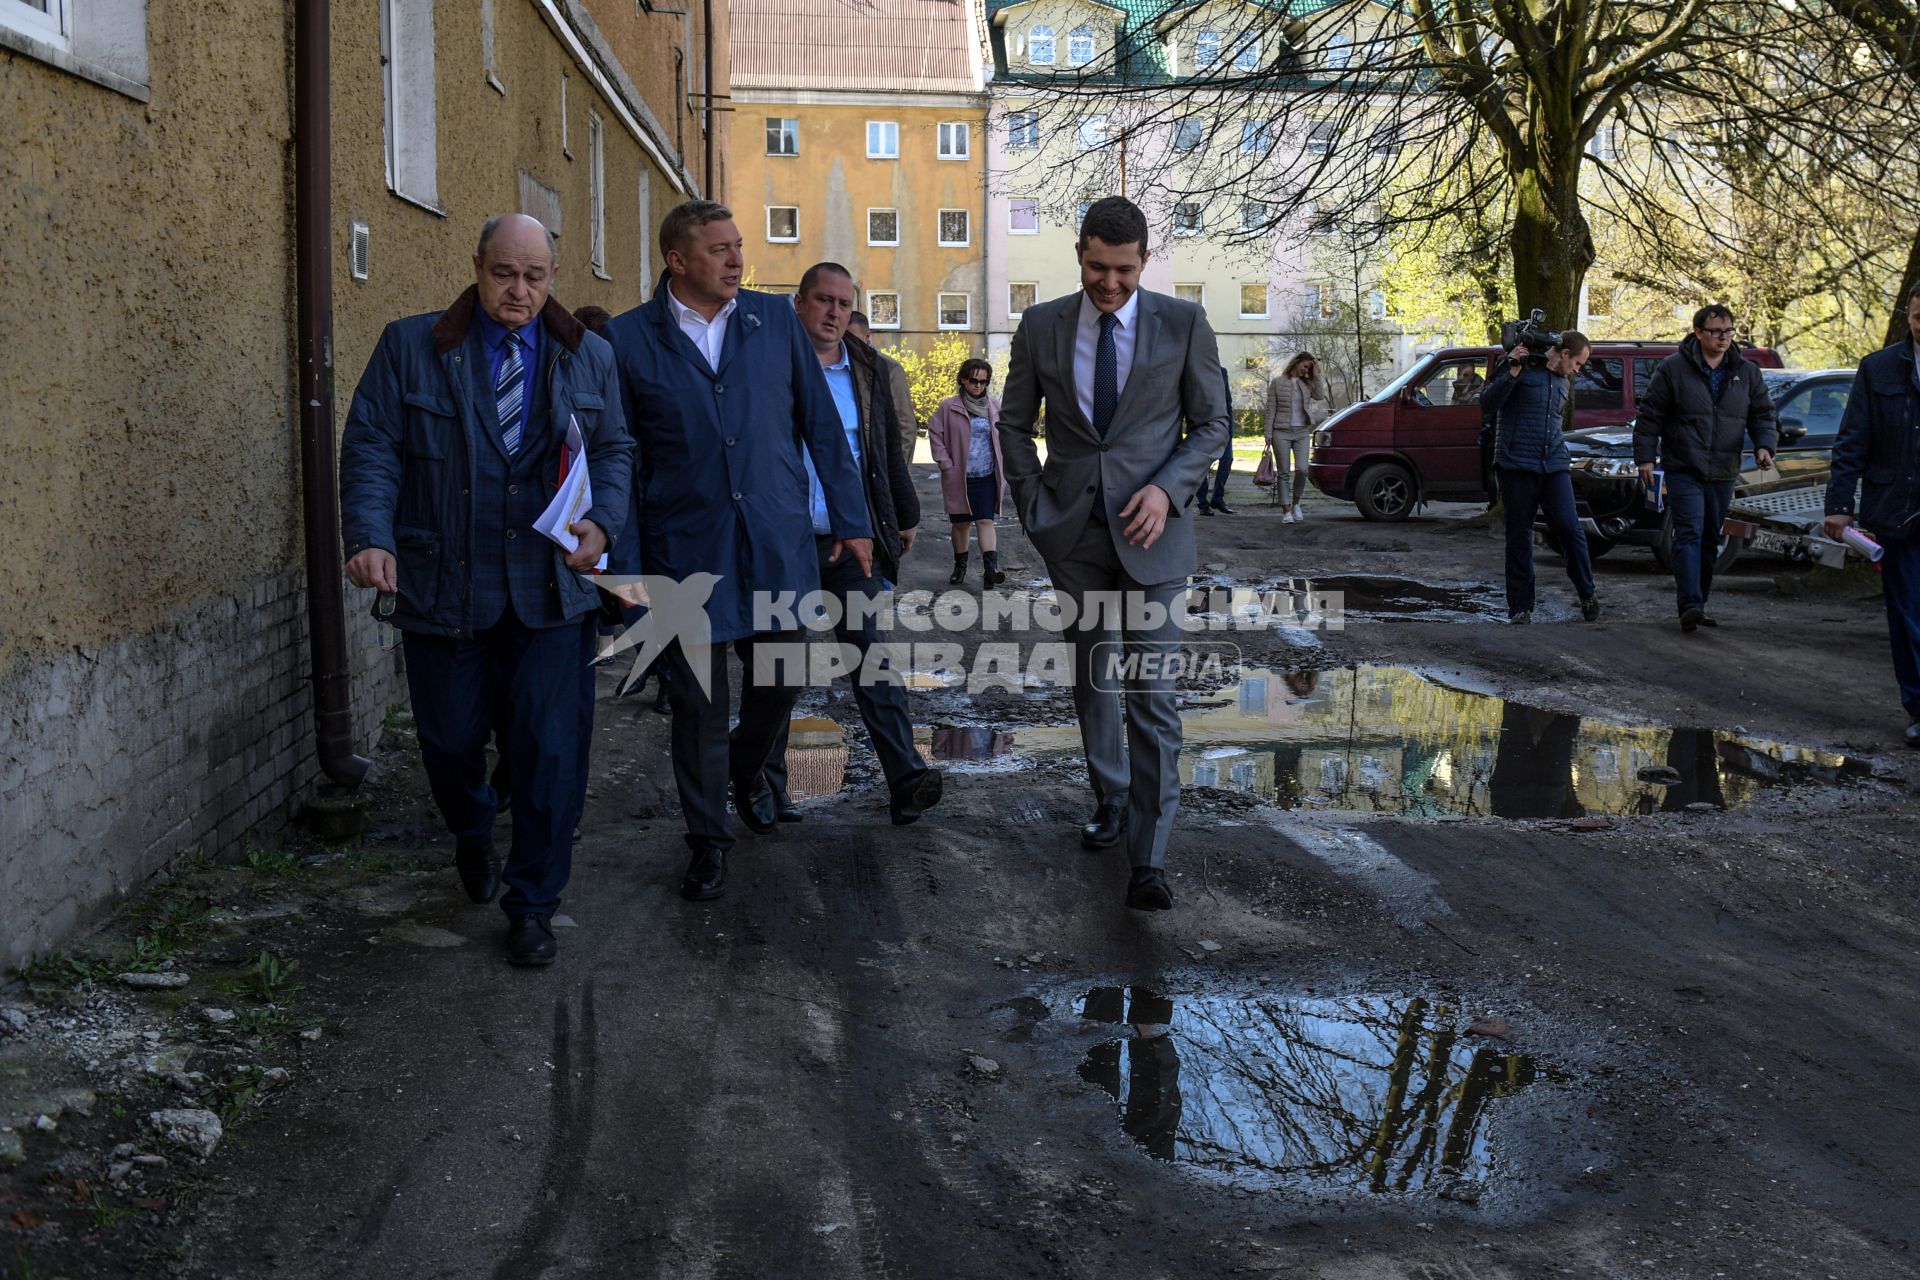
[[1048, 519, 1186, 870]]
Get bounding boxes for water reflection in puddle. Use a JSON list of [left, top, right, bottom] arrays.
[[919, 665, 1865, 816], [1188, 574, 1515, 627], [1079, 987, 1549, 1195]]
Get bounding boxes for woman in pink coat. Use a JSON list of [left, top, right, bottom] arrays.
[[927, 359, 1007, 586]]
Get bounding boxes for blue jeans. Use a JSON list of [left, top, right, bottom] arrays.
[[1880, 534, 1920, 720], [1665, 471, 1735, 615], [1498, 468, 1594, 616]]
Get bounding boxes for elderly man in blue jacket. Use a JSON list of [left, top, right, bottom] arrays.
[[341, 214, 632, 966], [606, 201, 871, 902], [1825, 284, 1920, 749]]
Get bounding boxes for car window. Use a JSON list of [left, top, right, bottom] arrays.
[[1778, 382, 1848, 446], [1411, 359, 1487, 407], [1632, 358, 1659, 402], [1573, 357, 1625, 411]]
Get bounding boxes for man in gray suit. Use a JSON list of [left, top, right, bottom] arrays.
[[998, 197, 1231, 911]]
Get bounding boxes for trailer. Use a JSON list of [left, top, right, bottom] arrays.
[[1722, 484, 1861, 569]]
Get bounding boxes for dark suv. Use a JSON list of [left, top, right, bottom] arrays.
[[1544, 368, 1853, 571]]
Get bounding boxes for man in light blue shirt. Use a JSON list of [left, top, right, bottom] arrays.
[[807, 346, 864, 532]]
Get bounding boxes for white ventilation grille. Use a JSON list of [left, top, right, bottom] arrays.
[[349, 220, 371, 281]]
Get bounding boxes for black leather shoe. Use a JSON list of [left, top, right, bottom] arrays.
[[1696, 612, 1719, 628], [890, 768, 945, 826], [1680, 607, 1704, 633], [680, 844, 727, 901], [1081, 800, 1126, 850], [1197, 501, 1216, 516], [1509, 610, 1532, 626], [1905, 720, 1920, 748], [732, 770, 778, 834], [506, 915, 557, 966], [1125, 867, 1175, 912], [1214, 502, 1236, 515], [774, 787, 804, 823], [454, 836, 499, 905], [1580, 596, 1601, 622]]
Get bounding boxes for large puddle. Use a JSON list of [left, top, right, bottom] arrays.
[[921, 664, 1866, 817], [1189, 574, 1514, 626], [1078, 987, 1551, 1196]]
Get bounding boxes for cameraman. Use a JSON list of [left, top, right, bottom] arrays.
[[1480, 331, 1601, 624]]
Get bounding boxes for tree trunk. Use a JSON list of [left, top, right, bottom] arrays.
[[1884, 220, 1920, 348], [1508, 158, 1594, 329]]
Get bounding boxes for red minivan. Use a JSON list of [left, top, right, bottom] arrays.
[[1306, 342, 1784, 521]]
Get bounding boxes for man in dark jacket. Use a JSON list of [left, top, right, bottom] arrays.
[[1824, 285, 1920, 747], [1479, 331, 1600, 624], [1634, 306, 1778, 631], [762, 262, 945, 823], [340, 214, 633, 966], [605, 202, 872, 903]]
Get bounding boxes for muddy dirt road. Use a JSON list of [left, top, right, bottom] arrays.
[[6, 473, 1917, 1279]]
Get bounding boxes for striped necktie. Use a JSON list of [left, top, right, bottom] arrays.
[[497, 332, 525, 455]]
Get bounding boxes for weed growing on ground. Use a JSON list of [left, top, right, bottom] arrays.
[[243, 846, 301, 878], [250, 951, 299, 1004], [88, 1188, 133, 1232], [236, 1006, 294, 1038], [205, 1066, 265, 1126]]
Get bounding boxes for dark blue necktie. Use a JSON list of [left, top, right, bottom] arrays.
[[497, 333, 525, 455], [1092, 310, 1119, 438]]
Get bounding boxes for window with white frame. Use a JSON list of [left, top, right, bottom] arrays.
[[1240, 201, 1269, 232], [1175, 283, 1205, 307], [588, 110, 607, 276], [938, 208, 971, 247], [381, 0, 441, 210], [767, 205, 799, 242], [1588, 126, 1618, 160], [1233, 35, 1260, 72], [1008, 282, 1037, 317], [1008, 199, 1039, 234], [1028, 24, 1055, 64], [1076, 115, 1108, 150], [766, 117, 799, 155], [1239, 119, 1270, 154], [938, 122, 970, 158], [1305, 204, 1336, 236], [1068, 25, 1094, 65], [866, 120, 900, 158], [1302, 283, 1322, 317], [1325, 32, 1352, 69], [1239, 284, 1270, 318], [867, 291, 901, 329], [2, 0, 68, 47], [867, 208, 899, 246], [1173, 203, 1203, 236], [1370, 122, 1403, 155], [1196, 29, 1220, 69], [938, 293, 972, 330], [1367, 289, 1387, 320], [1172, 117, 1205, 151], [560, 72, 571, 158], [1305, 120, 1336, 155], [1007, 111, 1039, 148]]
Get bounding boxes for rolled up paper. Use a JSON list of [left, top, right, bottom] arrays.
[[1840, 526, 1884, 563]]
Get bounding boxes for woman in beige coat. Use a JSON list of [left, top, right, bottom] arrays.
[[1263, 352, 1331, 523], [927, 360, 1007, 585]]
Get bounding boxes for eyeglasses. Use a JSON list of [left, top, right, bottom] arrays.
[[964, 376, 990, 385], [1700, 327, 1735, 338]]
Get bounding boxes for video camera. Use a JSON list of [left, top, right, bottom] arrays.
[[1499, 309, 1563, 367]]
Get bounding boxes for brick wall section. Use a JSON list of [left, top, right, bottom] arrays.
[[0, 570, 405, 974]]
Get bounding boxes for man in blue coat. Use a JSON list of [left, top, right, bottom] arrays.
[[1825, 284, 1920, 748], [340, 214, 632, 966], [606, 201, 872, 901]]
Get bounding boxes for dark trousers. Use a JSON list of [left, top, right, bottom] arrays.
[[403, 615, 596, 918], [764, 539, 929, 801], [662, 630, 806, 853], [1880, 534, 1920, 720], [1665, 471, 1734, 615], [1498, 468, 1594, 617], [1196, 439, 1233, 507]]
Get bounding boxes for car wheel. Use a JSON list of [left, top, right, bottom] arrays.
[[1353, 463, 1415, 522], [1540, 530, 1616, 560]]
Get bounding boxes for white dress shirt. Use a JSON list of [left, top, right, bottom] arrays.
[[666, 284, 736, 371], [1073, 288, 1139, 426]]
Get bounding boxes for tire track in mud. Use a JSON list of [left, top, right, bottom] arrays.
[[490, 981, 599, 1279]]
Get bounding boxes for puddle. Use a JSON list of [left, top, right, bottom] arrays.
[[927, 665, 1866, 817], [1078, 987, 1551, 1195], [1189, 574, 1518, 626]]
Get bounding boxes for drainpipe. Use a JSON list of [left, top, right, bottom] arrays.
[[295, 0, 371, 789], [703, 0, 715, 195]]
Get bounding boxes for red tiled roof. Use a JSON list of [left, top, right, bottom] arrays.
[[732, 0, 984, 93]]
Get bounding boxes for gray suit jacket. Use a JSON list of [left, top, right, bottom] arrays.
[[998, 288, 1231, 584]]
